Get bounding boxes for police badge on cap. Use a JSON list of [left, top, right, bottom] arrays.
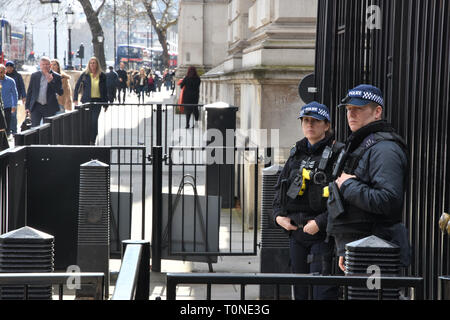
[[341, 84, 384, 107], [298, 101, 331, 122]]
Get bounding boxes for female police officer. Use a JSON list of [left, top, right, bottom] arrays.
[[272, 101, 339, 300]]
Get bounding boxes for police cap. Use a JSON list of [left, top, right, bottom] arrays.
[[298, 101, 330, 122], [341, 84, 384, 108]]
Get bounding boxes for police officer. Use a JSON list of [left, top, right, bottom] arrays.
[[273, 101, 340, 300], [326, 84, 408, 272]]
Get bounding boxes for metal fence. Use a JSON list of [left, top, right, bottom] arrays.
[[314, 0, 450, 299], [166, 272, 424, 300], [0, 272, 105, 300], [111, 240, 150, 300], [150, 146, 259, 272], [96, 102, 207, 157]]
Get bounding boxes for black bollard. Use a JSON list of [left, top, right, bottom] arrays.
[[0, 226, 54, 300]]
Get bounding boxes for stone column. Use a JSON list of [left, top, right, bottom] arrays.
[[178, 0, 229, 77]]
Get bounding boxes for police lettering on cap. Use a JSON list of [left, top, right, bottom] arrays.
[[341, 84, 384, 108], [298, 101, 330, 122]]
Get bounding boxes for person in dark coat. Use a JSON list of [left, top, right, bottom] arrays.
[[180, 66, 201, 129], [272, 102, 339, 300], [106, 66, 119, 103], [5, 61, 26, 134], [326, 84, 409, 272], [73, 56, 108, 145], [147, 71, 156, 97], [133, 68, 148, 104], [116, 62, 128, 104], [25, 56, 63, 127]]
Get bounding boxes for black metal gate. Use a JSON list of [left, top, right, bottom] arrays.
[[314, 0, 450, 299], [95, 102, 258, 271]]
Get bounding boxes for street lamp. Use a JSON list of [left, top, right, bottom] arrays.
[[113, 0, 117, 68], [65, 5, 74, 69], [24, 23, 27, 63], [50, 0, 61, 59], [126, 0, 131, 69]]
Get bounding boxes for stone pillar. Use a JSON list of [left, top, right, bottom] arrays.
[[178, 0, 229, 77]]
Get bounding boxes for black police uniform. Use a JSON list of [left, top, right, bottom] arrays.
[[326, 120, 409, 259], [272, 134, 340, 300]]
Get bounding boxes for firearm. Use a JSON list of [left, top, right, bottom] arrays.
[[286, 167, 312, 199], [327, 148, 348, 219]]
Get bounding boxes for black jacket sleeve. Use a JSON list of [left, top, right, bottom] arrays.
[[272, 160, 292, 226], [48, 72, 63, 96], [340, 141, 407, 216], [314, 211, 328, 231]]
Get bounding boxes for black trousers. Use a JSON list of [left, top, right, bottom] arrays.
[[89, 99, 103, 144], [185, 106, 199, 127], [31, 103, 57, 127], [107, 87, 116, 103], [3, 108, 11, 135], [136, 85, 146, 103], [289, 236, 339, 300], [117, 87, 127, 104]]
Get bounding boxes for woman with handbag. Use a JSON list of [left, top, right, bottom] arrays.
[[179, 66, 201, 129], [73, 56, 108, 145]]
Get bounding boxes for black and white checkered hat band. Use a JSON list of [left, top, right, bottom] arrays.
[[348, 90, 384, 106]]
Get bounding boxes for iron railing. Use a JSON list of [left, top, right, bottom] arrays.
[[111, 240, 150, 300], [166, 272, 424, 300], [0, 272, 105, 300], [95, 102, 207, 156], [314, 0, 450, 299]]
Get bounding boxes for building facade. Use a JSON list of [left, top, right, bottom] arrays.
[[178, 0, 318, 225]]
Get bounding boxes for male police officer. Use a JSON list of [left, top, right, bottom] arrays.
[[326, 84, 408, 272]]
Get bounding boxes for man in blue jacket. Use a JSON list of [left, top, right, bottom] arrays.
[[25, 57, 63, 127], [326, 84, 408, 272], [5, 61, 26, 134], [0, 64, 18, 138]]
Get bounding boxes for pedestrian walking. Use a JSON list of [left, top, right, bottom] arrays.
[[0, 64, 18, 137], [73, 56, 108, 145], [25, 56, 63, 127], [147, 71, 156, 97], [116, 62, 128, 104], [5, 61, 26, 134], [51, 59, 73, 113], [106, 66, 119, 103], [163, 68, 172, 91], [179, 66, 201, 129], [134, 67, 148, 104]]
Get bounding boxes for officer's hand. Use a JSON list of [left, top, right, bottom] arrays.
[[303, 220, 319, 235], [336, 172, 357, 189], [276, 216, 298, 231], [339, 256, 346, 272]]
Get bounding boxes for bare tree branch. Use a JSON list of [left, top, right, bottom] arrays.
[[95, 0, 107, 17], [141, 0, 178, 68]]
